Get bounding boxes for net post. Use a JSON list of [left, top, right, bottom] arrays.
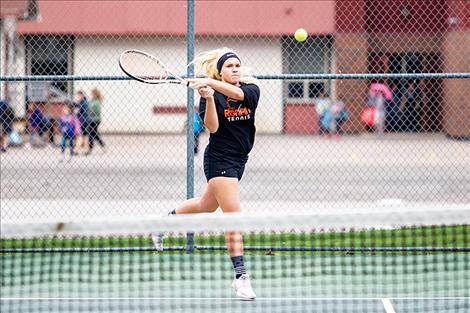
[[185, 0, 196, 254]]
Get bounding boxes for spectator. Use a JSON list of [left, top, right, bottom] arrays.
[[73, 90, 91, 154], [40, 103, 55, 145], [315, 90, 332, 136], [0, 100, 14, 152], [28, 103, 53, 146], [399, 82, 421, 132], [330, 96, 349, 139], [59, 103, 81, 162], [386, 83, 401, 132], [88, 88, 106, 154], [367, 83, 392, 136]]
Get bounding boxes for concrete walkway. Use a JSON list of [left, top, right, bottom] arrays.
[[1, 133, 469, 220]]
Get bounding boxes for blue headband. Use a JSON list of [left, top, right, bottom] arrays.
[[216, 52, 240, 74]]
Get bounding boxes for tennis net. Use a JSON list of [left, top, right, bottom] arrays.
[[1, 205, 469, 313]]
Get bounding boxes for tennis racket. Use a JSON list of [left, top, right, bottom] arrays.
[[119, 49, 191, 87]]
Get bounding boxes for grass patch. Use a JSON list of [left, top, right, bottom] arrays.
[[1, 225, 468, 253]]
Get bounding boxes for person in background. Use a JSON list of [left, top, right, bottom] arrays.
[[367, 88, 385, 136], [28, 103, 53, 146], [73, 90, 91, 154], [88, 88, 106, 154], [386, 83, 401, 132], [399, 81, 422, 132], [0, 99, 14, 152], [330, 96, 349, 139], [315, 90, 332, 137], [59, 103, 81, 162]]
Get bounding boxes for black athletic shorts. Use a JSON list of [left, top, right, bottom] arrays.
[[203, 148, 247, 182]]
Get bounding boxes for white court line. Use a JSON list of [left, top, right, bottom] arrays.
[[2, 297, 469, 301], [381, 298, 397, 313]]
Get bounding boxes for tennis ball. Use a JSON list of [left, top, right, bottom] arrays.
[[294, 28, 308, 42]]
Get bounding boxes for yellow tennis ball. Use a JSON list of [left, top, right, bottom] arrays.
[[294, 28, 308, 42]]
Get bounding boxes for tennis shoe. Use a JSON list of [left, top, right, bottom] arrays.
[[151, 232, 165, 252], [151, 210, 177, 251], [232, 274, 256, 300]]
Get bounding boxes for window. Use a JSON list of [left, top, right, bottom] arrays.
[[25, 35, 74, 102], [283, 35, 333, 102], [288, 82, 304, 98], [308, 82, 325, 98]]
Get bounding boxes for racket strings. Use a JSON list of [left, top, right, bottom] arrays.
[[121, 52, 169, 81]]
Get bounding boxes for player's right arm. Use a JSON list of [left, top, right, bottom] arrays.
[[190, 78, 244, 101]]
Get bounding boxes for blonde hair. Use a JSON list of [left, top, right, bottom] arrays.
[[191, 47, 258, 85], [91, 88, 103, 102]]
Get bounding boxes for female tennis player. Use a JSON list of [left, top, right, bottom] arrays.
[[154, 48, 259, 300]]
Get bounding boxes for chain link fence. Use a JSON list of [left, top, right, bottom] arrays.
[[1, 1, 469, 220]]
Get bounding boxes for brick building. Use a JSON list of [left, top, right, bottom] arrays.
[[1, 0, 468, 135]]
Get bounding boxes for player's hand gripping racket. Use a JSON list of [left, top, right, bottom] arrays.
[[119, 49, 191, 87]]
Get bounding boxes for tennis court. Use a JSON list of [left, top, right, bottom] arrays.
[[1, 1, 470, 312], [2, 209, 469, 313]]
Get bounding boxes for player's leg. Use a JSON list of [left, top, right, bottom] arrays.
[[208, 177, 243, 253], [174, 185, 219, 214], [152, 185, 219, 250], [209, 177, 255, 300]]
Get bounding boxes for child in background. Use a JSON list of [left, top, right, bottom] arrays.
[[28, 103, 53, 146], [315, 90, 332, 136], [0, 100, 14, 152], [330, 97, 349, 139], [59, 104, 81, 161]]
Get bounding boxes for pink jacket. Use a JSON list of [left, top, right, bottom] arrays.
[[60, 113, 81, 137]]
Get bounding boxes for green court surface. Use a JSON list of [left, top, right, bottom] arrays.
[[2, 299, 470, 313], [2, 252, 469, 313], [2, 220, 469, 313]]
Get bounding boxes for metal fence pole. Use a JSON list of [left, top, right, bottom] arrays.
[[185, 0, 195, 254]]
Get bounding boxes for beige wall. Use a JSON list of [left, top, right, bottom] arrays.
[[74, 36, 283, 134], [0, 17, 26, 117]]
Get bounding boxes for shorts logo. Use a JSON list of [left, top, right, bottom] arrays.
[[221, 171, 226, 175]]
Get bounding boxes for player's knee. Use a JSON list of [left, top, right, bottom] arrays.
[[220, 204, 241, 213], [198, 199, 218, 213], [201, 205, 218, 213], [206, 206, 218, 213]]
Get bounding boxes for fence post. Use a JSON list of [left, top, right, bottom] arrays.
[[186, 0, 196, 254]]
